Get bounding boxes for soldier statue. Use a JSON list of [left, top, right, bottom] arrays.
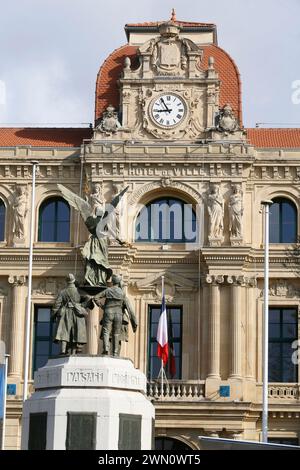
[[51, 273, 90, 355], [93, 275, 138, 356]]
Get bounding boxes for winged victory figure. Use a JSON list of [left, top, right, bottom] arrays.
[[57, 183, 129, 287]]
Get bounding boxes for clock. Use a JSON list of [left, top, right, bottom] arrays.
[[150, 93, 187, 128]]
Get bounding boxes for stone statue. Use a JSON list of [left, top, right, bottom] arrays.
[[216, 104, 239, 132], [94, 275, 138, 357], [51, 273, 90, 355], [207, 184, 224, 238], [57, 183, 129, 287], [12, 185, 28, 240], [229, 184, 243, 239], [89, 182, 104, 216], [97, 105, 121, 133]]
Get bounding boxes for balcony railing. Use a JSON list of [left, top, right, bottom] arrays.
[[147, 380, 205, 401], [268, 383, 299, 400]]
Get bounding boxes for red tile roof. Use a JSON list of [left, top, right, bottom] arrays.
[[246, 128, 300, 148], [0, 127, 300, 149], [95, 44, 138, 123], [95, 43, 242, 124], [200, 44, 242, 125], [0, 127, 92, 147]]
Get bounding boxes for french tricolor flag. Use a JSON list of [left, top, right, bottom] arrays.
[[156, 290, 168, 365]]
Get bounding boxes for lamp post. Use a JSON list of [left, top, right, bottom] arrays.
[[261, 200, 273, 443], [1, 354, 9, 450], [23, 161, 38, 403]]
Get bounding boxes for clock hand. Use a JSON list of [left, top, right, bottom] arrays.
[[153, 109, 172, 113], [160, 98, 171, 113]]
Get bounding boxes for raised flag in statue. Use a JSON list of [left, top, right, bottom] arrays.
[[156, 289, 168, 365]]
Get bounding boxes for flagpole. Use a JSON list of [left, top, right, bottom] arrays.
[[261, 200, 272, 443], [23, 161, 38, 403], [161, 275, 164, 399]]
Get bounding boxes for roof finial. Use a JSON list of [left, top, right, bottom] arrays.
[[171, 8, 176, 22]]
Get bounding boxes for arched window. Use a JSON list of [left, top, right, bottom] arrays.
[[38, 197, 70, 242], [0, 199, 5, 241], [269, 198, 297, 243], [135, 197, 197, 243]]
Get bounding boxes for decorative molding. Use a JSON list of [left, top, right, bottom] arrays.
[[129, 271, 197, 301], [260, 280, 300, 298], [203, 274, 257, 287], [8, 275, 27, 286], [128, 180, 202, 205], [33, 277, 65, 297]]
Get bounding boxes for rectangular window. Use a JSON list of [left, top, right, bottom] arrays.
[[269, 307, 298, 382], [148, 305, 182, 380], [33, 306, 60, 372]]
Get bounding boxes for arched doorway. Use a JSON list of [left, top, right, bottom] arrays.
[[155, 437, 193, 451]]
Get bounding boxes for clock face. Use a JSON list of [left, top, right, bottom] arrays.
[[151, 94, 186, 128]]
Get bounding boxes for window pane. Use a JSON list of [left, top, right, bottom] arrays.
[[269, 324, 280, 338], [282, 324, 297, 339], [34, 306, 57, 372], [269, 343, 280, 357], [270, 202, 280, 243], [283, 309, 297, 323], [36, 341, 49, 355], [0, 201, 5, 241], [282, 358, 297, 382], [148, 305, 182, 379], [57, 201, 70, 221], [136, 197, 196, 243], [37, 308, 51, 322], [269, 307, 298, 382], [36, 322, 50, 337], [39, 198, 70, 242], [270, 199, 297, 243], [269, 309, 280, 323], [56, 221, 70, 242], [170, 323, 181, 337]]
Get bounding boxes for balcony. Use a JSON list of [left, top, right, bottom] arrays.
[[147, 380, 205, 401], [268, 383, 300, 400]]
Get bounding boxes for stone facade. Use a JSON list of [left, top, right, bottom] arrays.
[[1, 17, 300, 449]]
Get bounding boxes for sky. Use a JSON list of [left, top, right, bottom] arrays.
[[0, 0, 299, 128]]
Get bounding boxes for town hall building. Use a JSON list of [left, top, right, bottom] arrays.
[[0, 14, 300, 449]]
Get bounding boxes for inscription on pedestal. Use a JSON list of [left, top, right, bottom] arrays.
[[66, 413, 96, 450], [66, 370, 104, 384], [118, 413, 142, 450]]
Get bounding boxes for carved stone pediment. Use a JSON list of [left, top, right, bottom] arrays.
[[137, 22, 203, 79], [33, 278, 65, 297], [130, 271, 197, 301], [260, 280, 300, 298]]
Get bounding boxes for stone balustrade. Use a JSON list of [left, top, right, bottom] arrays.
[[147, 380, 205, 401]]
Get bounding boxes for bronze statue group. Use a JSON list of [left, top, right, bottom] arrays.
[[51, 183, 138, 357]]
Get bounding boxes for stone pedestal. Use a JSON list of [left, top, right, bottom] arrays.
[[21, 356, 154, 450]]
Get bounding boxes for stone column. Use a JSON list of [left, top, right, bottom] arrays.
[[228, 276, 243, 379], [8, 275, 27, 378], [86, 304, 100, 355], [207, 275, 222, 379]]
